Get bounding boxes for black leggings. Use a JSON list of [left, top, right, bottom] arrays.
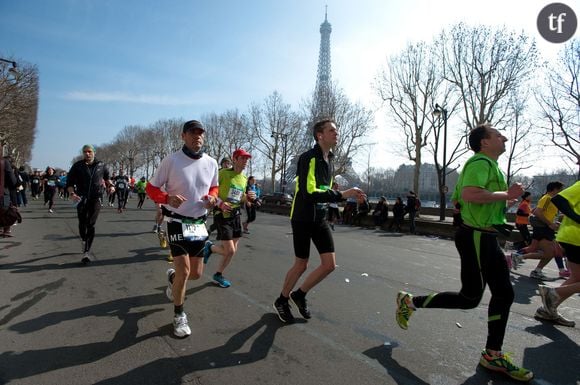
[[77, 198, 102, 252], [413, 226, 514, 351], [245, 205, 256, 224]]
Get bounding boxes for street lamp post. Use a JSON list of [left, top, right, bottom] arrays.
[[128, 156, 134, 177], [271, 132, 288, 193], [433, 103, 448, 221]]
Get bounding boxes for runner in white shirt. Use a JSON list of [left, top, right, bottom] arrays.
[[146, 120, 219, 338]]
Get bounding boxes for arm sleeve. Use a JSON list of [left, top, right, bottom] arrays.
[[208, 185, 219, 198], [552, 194, 580, 224], [146, 182, 168, 204]]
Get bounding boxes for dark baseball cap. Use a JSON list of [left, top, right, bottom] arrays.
[[182, 120, 205, 133]]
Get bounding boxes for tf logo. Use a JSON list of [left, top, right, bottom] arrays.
[[537, 3, 577, 43]]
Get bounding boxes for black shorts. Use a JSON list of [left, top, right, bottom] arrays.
[[532, 226, 555, 241], [559, 242, 580, 264], [166, 221, 207, 257], [291, 220, 334, 259], [214, 213, 242, 240]]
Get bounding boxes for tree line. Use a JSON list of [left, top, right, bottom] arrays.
[[2, 23, 578, 197]]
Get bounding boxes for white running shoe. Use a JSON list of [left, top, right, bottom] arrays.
[[173, 313, 191, 337]]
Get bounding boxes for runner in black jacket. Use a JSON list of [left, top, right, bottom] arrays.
[[66, 144, 114, 265], [273, 119, 365, 323]]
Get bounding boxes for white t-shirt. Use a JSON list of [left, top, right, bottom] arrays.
[[149, 151, 219, 218]]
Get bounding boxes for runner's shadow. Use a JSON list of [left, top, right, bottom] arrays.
[[93, 313, 285, 385], [363, 344, 429, 385], [0, 291, 167, 382], [521, 324, 580, 385]]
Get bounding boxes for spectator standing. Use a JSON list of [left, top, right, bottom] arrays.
[[1, 156, 18, 237], [406, 191, 418, 234], [372, 196, 389, 228], [388, 197, 405, 232]]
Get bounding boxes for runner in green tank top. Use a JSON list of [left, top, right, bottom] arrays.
[[395, 124, 534, 382]]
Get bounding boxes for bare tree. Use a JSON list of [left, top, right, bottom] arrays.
[[503, 88, 534, 184], [304, 82, 375, 181], [249, 91, 304, 192], [375, 41, 438, 195], [203, 109, 252, 163], [0, 59, 39, 165], [536, 38, 580, 178], [439, 23, 539, 129]]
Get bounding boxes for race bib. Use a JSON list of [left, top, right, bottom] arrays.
[[227, 186, 243, 204], [117, 183, 126, 189], [182, 223, 208, 241], [47, 180, 56, 187]]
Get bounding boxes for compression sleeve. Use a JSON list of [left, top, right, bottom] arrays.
[[146, 182, 168, 204], [552, 194, 580, 224], [208, 185, 219, 198]]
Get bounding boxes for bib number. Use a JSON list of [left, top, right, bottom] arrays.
[[227, 186, 243, 204], [182, 223, 208, 241]]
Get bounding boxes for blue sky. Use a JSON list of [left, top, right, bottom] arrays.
[[0, 0, 571, 174]]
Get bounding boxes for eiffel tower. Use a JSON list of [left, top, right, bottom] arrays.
[[314, 6, 332, 119]]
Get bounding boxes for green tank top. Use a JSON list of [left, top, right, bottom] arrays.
[[457, 153, 508, 228]]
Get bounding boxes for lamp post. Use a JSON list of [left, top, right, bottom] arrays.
[[0, 58, 19, 78], [128, 156, 134, 177], [433, 103, 448, 221], [271, 131, 288, 193]]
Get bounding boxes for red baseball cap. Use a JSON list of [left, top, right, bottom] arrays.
[[233, 149, 251, 158]]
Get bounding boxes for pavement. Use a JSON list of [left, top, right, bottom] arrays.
[[1, 197, 578, 385]]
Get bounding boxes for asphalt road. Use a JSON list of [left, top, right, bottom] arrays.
[[1, 197, 578, 385]]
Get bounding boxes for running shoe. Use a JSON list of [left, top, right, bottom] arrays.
[[530, 270, 547, 280], [538, 285, 559, 314], [203, 240, 213, 264], [165, 268, 175, 301], [395, 291, 414, 330], [558, 269, 570, 278], [48, 209, 54, 213], [273, 298, 295, 323], [173, 312, 191, 338], [479, 350, 533, 382], [81, 252, 92, 265], [290, 291, 311, 319], [534, 306, 576, 327], [213, 273, 231, 288]]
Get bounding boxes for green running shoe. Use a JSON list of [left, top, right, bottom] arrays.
[[395, 291, 414, 330], [479, 350, 533, 382]]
